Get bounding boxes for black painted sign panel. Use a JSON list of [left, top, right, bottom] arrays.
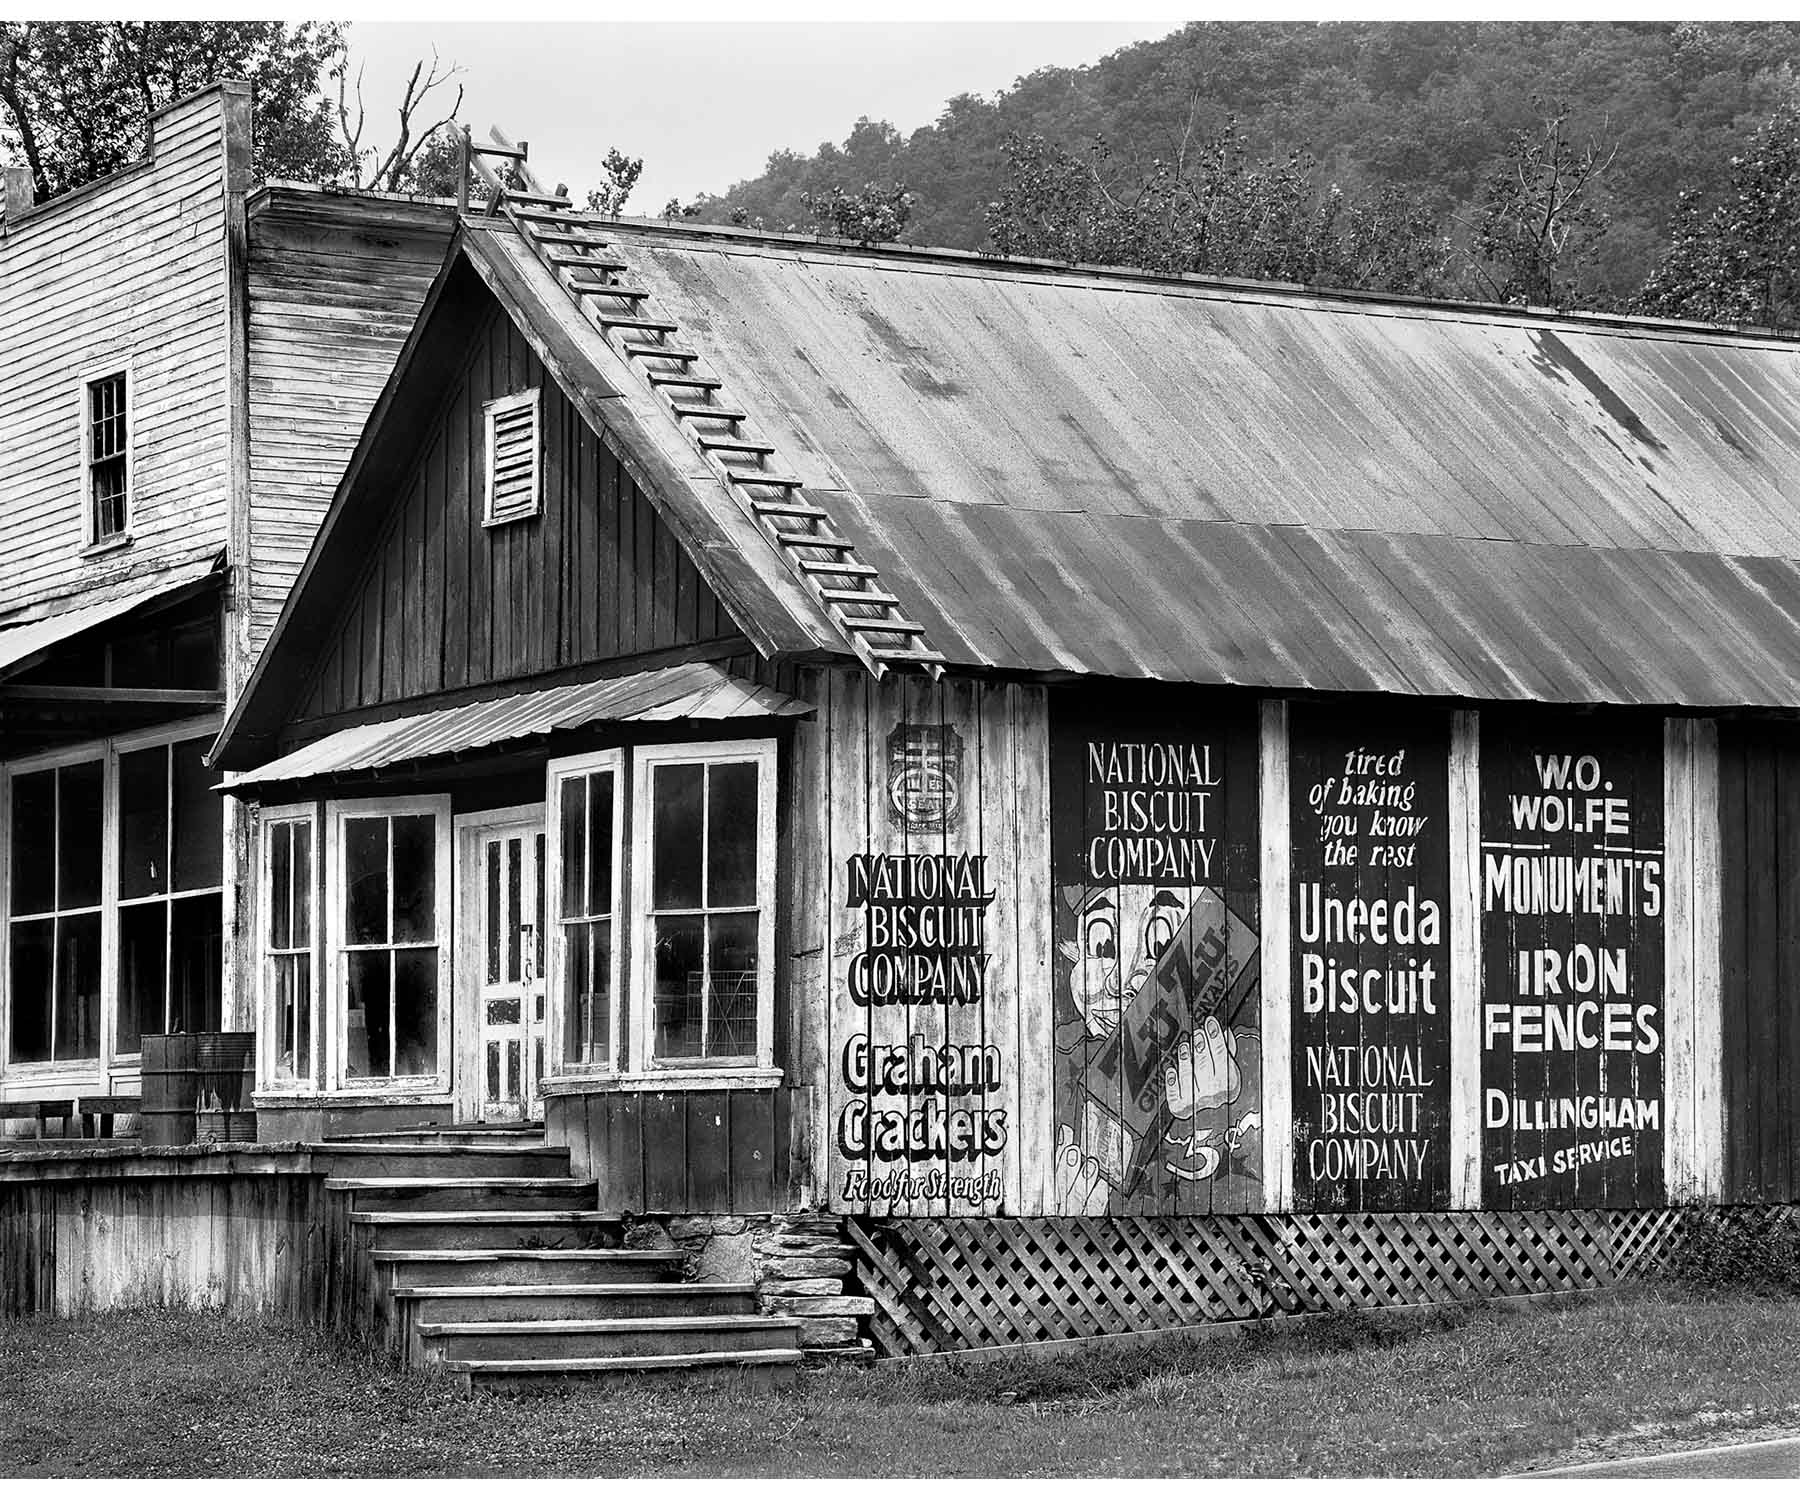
[[1048, 686, 1262, 1214], [1289, 706, 1453, 1210], [1479, 714, 1665, 1207]]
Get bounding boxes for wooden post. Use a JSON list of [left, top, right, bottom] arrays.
[[1258, 698, 1293, 1211], [1692, 718, 1724, 1200], [456, 126, 471, 216], [1664, 717, 1696, 1200], [1448, 710, 1482, 1208]]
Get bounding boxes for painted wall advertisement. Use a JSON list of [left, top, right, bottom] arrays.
[[1479, 716, 1665, 1206], [1289, 708, 1452, 1209], [834, 713, 1007, 1214], [1048, 689, 1262, 1214]]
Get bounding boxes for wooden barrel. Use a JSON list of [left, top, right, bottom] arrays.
[[140, 1033, 199, 1147]]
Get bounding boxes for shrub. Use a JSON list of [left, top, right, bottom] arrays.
[[1661, 1207, 1800, 1294]]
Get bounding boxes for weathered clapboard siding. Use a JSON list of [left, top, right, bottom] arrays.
[[0, 88, 237, 623], [244, 190, 453, 664], [288, 297, 743, 729], [789, 667, 1052, 1218], [1718, 719, 1800, 1203]]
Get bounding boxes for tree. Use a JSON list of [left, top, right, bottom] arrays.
[[802, 181, 914, 244], [981, 118, 1455, 296], [0, 21, 349, 201], [1636, 98, 1800, 328], [585, 147, 643, 215], [1465, 106, 1616, 307], [333, 50, 464, 194]]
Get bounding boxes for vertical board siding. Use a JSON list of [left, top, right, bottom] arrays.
[[0, 92, 232, 621], [791, 669, 1051, 1217], [544, 1088, 799, 1214], [291, 301, 740, 727], [0, 1167, 326, 1319], [1718, 720, 1800, 1203], [244, 199, 451, 664]]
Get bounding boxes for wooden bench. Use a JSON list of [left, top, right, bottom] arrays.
[[0, 1099, 75, 1139], [77, 1094, 140, 1139]]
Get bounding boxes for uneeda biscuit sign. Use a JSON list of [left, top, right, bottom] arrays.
[[887, 723, 964, 834]]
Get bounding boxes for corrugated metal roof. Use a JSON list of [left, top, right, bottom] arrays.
[[0, 561, 218, 680], [598, 226, 1800, 708], [224, 662, 811, 789]]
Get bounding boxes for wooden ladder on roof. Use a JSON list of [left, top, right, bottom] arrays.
[[457, 127, 945, 680]]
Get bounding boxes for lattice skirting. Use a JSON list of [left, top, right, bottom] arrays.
[[846, 1210, 1693, 1358]]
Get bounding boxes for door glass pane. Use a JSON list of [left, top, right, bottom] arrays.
[[486, 1040, 501, 1102], [118, 901, 167, 1050], [393, 948, 438, 1075], [9, 770, 55, 916], [652, 913, 705, 1058], [505, 1039, 521, 1100], [8, 918, 54, 1063], [586, 773, 614, 914], [170, 893, 223, 1034], [707, 762, 759, 907], [707, 911, 760, 1056], [391, 815, 436, 943], [559, 775, 587, 918], [507, 838, 522, 983], [118, 746, 169, 900], [54, 911, 102, 1060], [171, 739, 222, 890], [58, 761, 103, 911], [535, 833, 546, 971], [485, 840, 501, 984], [345, 819, 388, 945], [651, 763, 704, 909], [345, 950, 389, 1078]]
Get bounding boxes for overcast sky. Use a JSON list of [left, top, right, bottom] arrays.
[[344, 20, 1177, 212]]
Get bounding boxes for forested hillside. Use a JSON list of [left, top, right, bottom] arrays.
[[693, 21, 1800, 311]]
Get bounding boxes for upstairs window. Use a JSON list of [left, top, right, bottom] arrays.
[[85, 371, 130, 545], [483, 388, 541, 525]]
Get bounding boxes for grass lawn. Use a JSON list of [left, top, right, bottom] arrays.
[[3, 1287, 1798, 1477]]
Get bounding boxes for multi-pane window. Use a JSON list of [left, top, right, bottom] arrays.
[[115, 739, 224, 1053], [7, 761, 104, 1063], [550, 755, 621, 1071], [634, 743, 776, 1069], [483, 388, 541, 525], [338, 807, 444, 1080], [263, 813, 316, 1086], [85, 371, 129, 543]]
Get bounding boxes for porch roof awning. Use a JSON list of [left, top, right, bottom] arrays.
[[0, 561, 219, 681], [221, 660, 813, 790]]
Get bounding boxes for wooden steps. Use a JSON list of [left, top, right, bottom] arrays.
[[323, 1122, 801, 1387], [443, 1348, 802, 1394]]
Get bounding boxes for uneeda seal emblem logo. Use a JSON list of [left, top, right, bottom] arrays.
[[887, 724, 964, 834]]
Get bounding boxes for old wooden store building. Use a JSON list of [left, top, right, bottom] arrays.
[[4, 90, 1800, 1380]]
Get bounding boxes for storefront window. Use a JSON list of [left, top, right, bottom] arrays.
[[263, 811, 315, 1085], [115, 738, 223, 1052], [335, 804, 445, 1082], [552, 756, 620, 1071], [7, 761, 104, 1063]]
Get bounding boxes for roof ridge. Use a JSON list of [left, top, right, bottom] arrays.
[[478, 191, 945, 679], [593, 213, 1800, 348]]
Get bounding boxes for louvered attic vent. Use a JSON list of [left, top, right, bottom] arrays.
[[483, 388, 542, 525]]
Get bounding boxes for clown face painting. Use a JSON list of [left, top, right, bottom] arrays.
[[1048, 694, 1265, 1215]]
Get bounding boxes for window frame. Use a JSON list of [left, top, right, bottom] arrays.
[[325, 795, 453, 1093], [257, 802, 320, 1093], [78, 364, 133, 551], [629, 739, 778, 1074], [543, 749, 626, 1079], [0, 715, 223, 1081], [481, 387, 542, 527]]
